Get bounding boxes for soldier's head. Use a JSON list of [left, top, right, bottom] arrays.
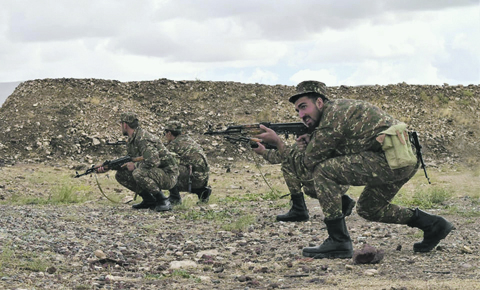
[[289, 81, 328, 128], [289, 80, 329, 104], [120, 112, 139, 135], [164, 120, 183, 140]]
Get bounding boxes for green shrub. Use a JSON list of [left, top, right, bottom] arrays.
[[394, 186, 453, 209], [0, 244, 15, 274], [222, 214, 256, 231]]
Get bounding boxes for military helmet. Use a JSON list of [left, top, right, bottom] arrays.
[[288, 80, 328, 103]]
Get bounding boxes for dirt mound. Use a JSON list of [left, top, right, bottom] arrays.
[[0, 78, 478, 167]]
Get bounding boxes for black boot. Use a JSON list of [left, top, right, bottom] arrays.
[[152, 191, 172, 212], [192, 186, 212, 203], [168, 186, 182, 205], [132, 191, 157, 209], [276, 193, 309, 222], [342, 194, 356, 217], [407, 208, 453, 252], [302, 215, 353, 259]]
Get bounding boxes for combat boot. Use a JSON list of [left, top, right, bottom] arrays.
[[302, 215, 353, 259], [168, 186, 182, 205], [192, 186, 212, 203], [407, 208, 453, 252], [342, 194, 356, 217], [276, 193, 309, 222], [152, 191, 172, 212], [132, 191, 157, 210]]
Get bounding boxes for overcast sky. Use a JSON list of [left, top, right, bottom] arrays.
[[0, 0, 479, 87]]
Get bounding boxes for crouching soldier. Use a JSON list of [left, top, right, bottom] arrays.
[[164, 120, 211, 204], [98, 112, 179, 212]]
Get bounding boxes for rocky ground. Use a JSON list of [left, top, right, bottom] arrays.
[[0, 162, 479, 290], [0, 78, 479, 289]]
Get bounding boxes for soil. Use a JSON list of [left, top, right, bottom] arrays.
[[0, 78, 479, 289], [0, 162, 478, 290]]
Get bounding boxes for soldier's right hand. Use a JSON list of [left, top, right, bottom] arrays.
[[296, 134, 310, 151]]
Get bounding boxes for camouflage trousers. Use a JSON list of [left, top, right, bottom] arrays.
[[175, 165, 209, 192], [282, 150, 419, 223], [115, 167, 177, 195]]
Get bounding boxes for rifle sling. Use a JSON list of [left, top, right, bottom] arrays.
[[94, 173, 120, 204]]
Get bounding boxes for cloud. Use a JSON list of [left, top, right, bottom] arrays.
[[0, 0, 478, 85], [290, 69, 338, 85]]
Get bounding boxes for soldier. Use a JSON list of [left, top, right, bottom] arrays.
[[98, 112, 178, 212], [164, 120, 211, 204], [253, 81, 453, 259]]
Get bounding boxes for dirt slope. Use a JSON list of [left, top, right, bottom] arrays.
[[0, 78, 478, 167]]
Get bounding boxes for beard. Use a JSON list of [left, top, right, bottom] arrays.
[[302, 116, 320, 129]]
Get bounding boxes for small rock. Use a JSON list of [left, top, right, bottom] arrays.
[[170, 260, 198, 269], [460, 263, 472, 269], [94, 250, 106, 259], [197, 249, 219, 258], [461, 246, 473, 254], [353, 244, 384, 264], [46, 266, 56, 274]]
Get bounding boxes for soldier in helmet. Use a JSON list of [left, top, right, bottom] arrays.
[[253, 80, 453, 259], [164, 120, 211, 204], [98, 112, 179, 212]]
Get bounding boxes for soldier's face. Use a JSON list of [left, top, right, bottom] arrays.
[[294, 96, 324, 128], [121, 122, 128, 136], [165, 131, 174, 142]]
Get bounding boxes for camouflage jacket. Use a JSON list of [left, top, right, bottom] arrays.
[[278, 99, 400, 170], [126, 127, 178, 176], [166, 134, 209, 173]]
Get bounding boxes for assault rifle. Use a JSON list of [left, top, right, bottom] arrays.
[[106, 140, 127, 146], [224, 136, 277, 150], [204, 122, 309, 139], [74, 156, 144, 178], [410, 132, 431, 184]]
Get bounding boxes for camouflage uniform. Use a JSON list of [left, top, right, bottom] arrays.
[[278, 97, 419, 223], [263, 146, 318, 199], [281, 81, 452, 258], [115, 119, 178, 196], [166, 133, 210, 191]]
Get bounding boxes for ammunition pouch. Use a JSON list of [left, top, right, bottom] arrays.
[[376, 123, 417, 169]]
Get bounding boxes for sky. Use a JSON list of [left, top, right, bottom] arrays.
[[0, 0, 479, 88]]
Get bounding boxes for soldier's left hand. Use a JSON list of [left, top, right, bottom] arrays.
[[255, 125, 281, 147], [252, 142, 266, 155]]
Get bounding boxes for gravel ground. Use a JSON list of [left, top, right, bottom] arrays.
[[0, 164, 479, 290]]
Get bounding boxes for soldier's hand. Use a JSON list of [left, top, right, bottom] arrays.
[[296, 134, 311, 151], [96, 166, 108, 173], [252, 142, 266, 155], [255, 125, 281, 146], [123, 162, 136, 171], [255, 124, 286, 153]]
